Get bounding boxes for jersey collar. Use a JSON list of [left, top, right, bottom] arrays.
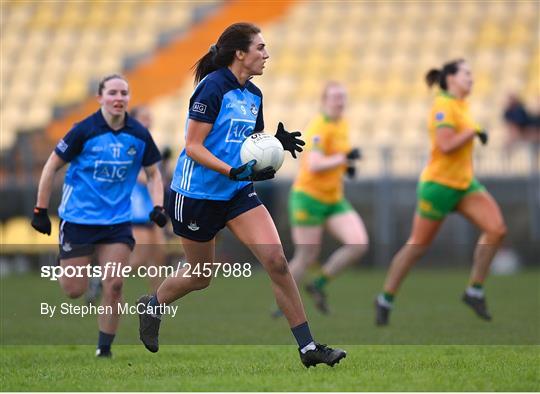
[[222, 67, 251, 90], [438, 90, 458, 100], [95, 109, 134, 130]]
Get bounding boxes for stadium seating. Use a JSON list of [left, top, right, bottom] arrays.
[[0, 1, 220, 151], [1, 1, 538, 178], [140, 1, 538, 177]]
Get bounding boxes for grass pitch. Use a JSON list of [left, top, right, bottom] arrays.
[[1, 268, 539, 391], [1, 345, 538, 391]]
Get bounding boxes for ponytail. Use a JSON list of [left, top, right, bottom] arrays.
[[193, 22, 261, 85], [425, 59, 465, 90], [193, 49, 220, 85], [425, 69, 441, 88]]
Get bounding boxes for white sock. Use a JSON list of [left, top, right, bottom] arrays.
[[300, 341, 316, 354], [377, 294, 393, 309], [466, 286, 484, 299]]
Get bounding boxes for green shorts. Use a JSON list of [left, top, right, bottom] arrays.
[[289, 191, 353, 226], [416, 178, 486, 221]]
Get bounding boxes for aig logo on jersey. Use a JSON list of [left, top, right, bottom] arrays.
[[226, 119, 256, 143], [56, 139, 68, 153], [192, 102, 207, 114], [93, 160, 133, 183]]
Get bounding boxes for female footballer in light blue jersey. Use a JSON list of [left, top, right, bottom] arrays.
[[31, 75, 168, 357], [136, 22, 346, 368]]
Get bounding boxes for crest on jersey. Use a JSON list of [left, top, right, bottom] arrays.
[[127, 145, 137, 156], [435, 112, 445, 121], [250, 103, 258, 116]]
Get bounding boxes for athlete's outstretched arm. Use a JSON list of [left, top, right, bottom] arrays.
[[144, 163, 164, 207], [35, 152, 66, 208], [307, 151, 346, 172], [184, 119, 233, 176], [436, 127, 476, 154]]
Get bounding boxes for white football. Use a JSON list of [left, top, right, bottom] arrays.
[[240, 133, 285, 172]]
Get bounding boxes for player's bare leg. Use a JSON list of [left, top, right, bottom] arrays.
[[94, 243, 129, 356], [376, 214, 443, 325], [228, 205, 306, 327], [137, 238, 215, 353], [323, 211, 368, 276], [227, 205, 346, 367], [157, 237, 215, 303], [305, 211, 368, 314], [457, 191, 507, 320], [58, 256, 92, 298], [288, 226, 323, 283], [131, 225, 167, 292]]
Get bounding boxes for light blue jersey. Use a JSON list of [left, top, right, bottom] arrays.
[[171, 67, 264, 200], [131, 181, 154, 224], [55, 110, 161, 225]]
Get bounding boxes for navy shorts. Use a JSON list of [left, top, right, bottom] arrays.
[[168, 184, 263, 242], [58, 220, 135, 260]]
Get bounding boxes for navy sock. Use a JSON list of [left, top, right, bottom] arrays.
[[98, 331, 115, 352], [149, 294, 162, 318], [291, 321, 314, 349]]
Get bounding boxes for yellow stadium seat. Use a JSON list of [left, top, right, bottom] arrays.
[[55, 76, 89, 107], [26, 106, 53, 130], [2, 217, 36, 254]]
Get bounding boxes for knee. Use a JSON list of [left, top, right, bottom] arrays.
[[293, 245, 320, 266], [265, 249, 289, 276], [348, 243, 368, 257], [487, 223, 507, 242], [190, 276, 212, 291], [61, 281, 86, 299], [481, 223, 507, 244], [102, 279, 124, 300]]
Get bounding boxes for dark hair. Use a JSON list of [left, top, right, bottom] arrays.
[[98, 73, 127, 95], [425, 59, 465, 90], [193, 22, 261, 84]]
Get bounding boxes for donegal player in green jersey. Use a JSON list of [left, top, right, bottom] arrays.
[[375, 59, 506, 326], [287, 81, 368, 314]]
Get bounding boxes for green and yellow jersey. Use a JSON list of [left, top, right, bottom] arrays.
[[293, 114, 351, 204], [420, 91, 481, 190]]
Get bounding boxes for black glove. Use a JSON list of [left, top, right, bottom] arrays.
[[149, 206, 168, 227], [346, 165, 356, 179], [475, 129, 488, 145], [346, 148, 361, 160], [31, 207, 51, 235], [274, 122, 305, 159], [161, 146, 172, 161], [229, 160, 275, 181]]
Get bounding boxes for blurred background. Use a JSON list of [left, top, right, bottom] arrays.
[[1, 0, 539, 272]]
